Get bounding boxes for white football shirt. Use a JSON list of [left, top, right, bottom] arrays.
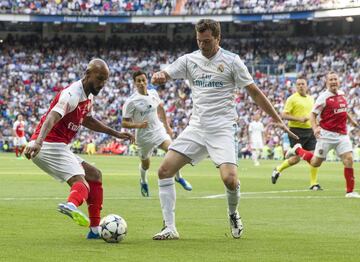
[[122, 89, 165, 144], [249, 121, 264, 142], [165, 47, 254, 129]]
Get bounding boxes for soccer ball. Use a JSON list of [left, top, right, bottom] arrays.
[[100, 214, 127, 243]]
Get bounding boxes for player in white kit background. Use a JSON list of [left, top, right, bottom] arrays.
[[248, 113, 265, 166], [286, 71, 360, 198], [122, 71, 192, 197], [151, 19, 298, 240], [12, 113, 27, 159], [24, 59, 134, 239]]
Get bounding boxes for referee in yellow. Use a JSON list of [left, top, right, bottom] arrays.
[[271, 77, 321, 190]]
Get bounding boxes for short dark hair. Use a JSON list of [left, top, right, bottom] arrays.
[[195, 19, 221, 39], [133, 70, 146, 81]]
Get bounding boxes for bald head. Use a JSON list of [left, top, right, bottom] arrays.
[[83, 58, 110, 96], [86, 58, 109, 74]]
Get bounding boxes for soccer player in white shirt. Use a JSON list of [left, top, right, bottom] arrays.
[[248, 113, 265, 166], [151, 19, 298, 240], [122, 71, 192, 197]]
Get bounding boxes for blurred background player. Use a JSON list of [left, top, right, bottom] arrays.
[[272, 78, 321, 190], [122, 70, 192, 197], [248, 113, 265, 166], [151, 19, 298, 240], [286, 72, 359, 198], [12, 114, 27, 159], [24, 59, 134, 238]]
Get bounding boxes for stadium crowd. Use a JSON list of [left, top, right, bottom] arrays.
[[0, 33, 359, 156], [0, 0, 359, 16]]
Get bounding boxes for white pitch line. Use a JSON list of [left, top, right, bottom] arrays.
[[199, 189, 324, 199]]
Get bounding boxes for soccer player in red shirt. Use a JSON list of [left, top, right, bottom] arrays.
[[12, 114, 27, 158], [286, 72, 359, 198], [24, 59, 134, 238]]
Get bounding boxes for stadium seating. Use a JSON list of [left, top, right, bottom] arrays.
[[0, 0, 359, 16], [0, 34, 359, 154]]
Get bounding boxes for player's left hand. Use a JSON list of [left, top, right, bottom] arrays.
[[117, 132, 135, 143]]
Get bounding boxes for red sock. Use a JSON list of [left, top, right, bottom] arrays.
[[19, 146, 25, 156], [344, 168, 355, 193], [67, 181, 89, 207], [87, 181, 103, 227], [295, 147, 313, 164], [15, 147, 19, 157]]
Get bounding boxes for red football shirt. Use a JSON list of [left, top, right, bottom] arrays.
[[312, 90, 347, 134], [31, 80, 93, 144], [13, 121, 25, 137]]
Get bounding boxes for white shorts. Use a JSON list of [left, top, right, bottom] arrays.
[[30, 141, 85, 182], [169, 125, 238, 166], [314, 129, 353, 158], [137, 132, 171, 160], [13, 136, 27, 146], [251, 140, 263, 150]]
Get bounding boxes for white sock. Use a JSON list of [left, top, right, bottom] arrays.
[[90, 226, 100, 234], [226, 182, 240, 215], [252, 150, 258, 163], [139, 164, 148, 183], [158, 177, 176, 230], [175, 171, 182, 180]]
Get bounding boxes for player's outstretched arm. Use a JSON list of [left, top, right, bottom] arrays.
[[245, 83, 299, 140], [24, 111, 62, 159], [157, 104, 173, 137], [151, 71, 171, 85], [82, 116, 134, 143], [121, 118, 148, 129]]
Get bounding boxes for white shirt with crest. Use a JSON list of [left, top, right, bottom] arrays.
[[165, 47, 254, 130]]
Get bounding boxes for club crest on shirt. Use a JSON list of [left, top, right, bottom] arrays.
[[217, 64, 224, 72], [318, 149, 324, 155]]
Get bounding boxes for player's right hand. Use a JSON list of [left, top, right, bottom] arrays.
[[139, 121, 148, 128], [24, 140, 42, 159], [313, 126, 321, 139], [277, 122, 299, 140], [151, 72, 167, 85], [300, 117, 309, 123]]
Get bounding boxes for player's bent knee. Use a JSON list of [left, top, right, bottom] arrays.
[[342, 156, 353, 168], [67, 175, 89, 188], [141, 159, 150, 170], [158, 165, 174, 179], [223, 175, 238, 191]]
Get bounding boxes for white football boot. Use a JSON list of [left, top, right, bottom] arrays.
[[345, 192, 360, 198], [153, 226, 179, 240], [229, 211, 244, 239]]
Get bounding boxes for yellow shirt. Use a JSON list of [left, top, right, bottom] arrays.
[[283, 92, 314, 129]]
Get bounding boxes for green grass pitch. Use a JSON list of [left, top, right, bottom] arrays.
[[0, 153, 359, 262]]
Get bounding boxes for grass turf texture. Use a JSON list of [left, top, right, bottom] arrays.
[[0, 153, 359, 262]]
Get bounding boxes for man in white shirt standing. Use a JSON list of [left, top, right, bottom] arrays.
[[122, 71, 192, 197], [248, 113, 265, 166], [151, 19, 298, 240]]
